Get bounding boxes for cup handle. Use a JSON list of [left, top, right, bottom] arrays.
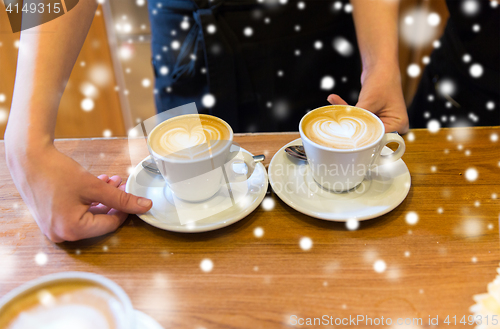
[[226, 151, 257, 181], [372, 132, 406, 166]]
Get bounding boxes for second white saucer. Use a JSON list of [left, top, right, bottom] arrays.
[[135, 310, 164, 329], [268, 138, 411, 221], [126, 147, 268, 233]]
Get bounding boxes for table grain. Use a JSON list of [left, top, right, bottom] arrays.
[[1, 127, 499, 328]]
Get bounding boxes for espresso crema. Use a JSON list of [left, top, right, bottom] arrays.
[[0, 281, 125, 329], [149, 114, 232, 160], [302, 106, 383, 149]]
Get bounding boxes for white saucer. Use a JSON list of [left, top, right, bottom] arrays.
[[268, 138, 411, 221], [125, 147, 268, 233], [135, 310, 164, 329]]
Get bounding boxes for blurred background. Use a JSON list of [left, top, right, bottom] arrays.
[[0, 0, 450, 138]]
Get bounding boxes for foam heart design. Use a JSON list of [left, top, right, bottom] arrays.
[[161, 127, 207, 154], [326, 120, 356, 139], [308, 115, 378, 149]]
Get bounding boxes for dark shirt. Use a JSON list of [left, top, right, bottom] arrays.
[[148, 0, 362, 132], [409, 0, 500, 128]]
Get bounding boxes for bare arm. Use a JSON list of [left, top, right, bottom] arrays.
[[6, 0, 97, 148], [351, 0, 400, 73], [328, 0, 409, 133], [5, 1, 152, 242]]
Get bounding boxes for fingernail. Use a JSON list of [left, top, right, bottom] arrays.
[[137, 197, 152, 207]]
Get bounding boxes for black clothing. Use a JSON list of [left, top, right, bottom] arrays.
[[148, 0, 362, 132], [408, 0, 500, 128]]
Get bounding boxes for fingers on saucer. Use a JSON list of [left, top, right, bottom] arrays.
[[108, 175, 122, 187], [76, 210, 128, 240]]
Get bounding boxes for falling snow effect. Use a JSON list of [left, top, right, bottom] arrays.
[[465, 168, 478, 181], [400, 8, 440, 47], [300, 237, 313, 251], [332, 37, 353, 57], [456, 219, 483, 238], [180, 20, 190, 30], [159, 66, 169, 76], [407, 64, 421, 78], [200, 259, 213, 272], [89, 64, 112, 87], [438, 79, 456, 97], [272, 100, 289, 120], [427, 119, 440, 133], [346, 218, 359, 231], [0, 94, 6, 102], [80, 82, 98, 99], [81, 98, 95, 112], [254, 227, 264, 238], [469, 63, 484, 78], [373, 260, 386, 273], [406, 132, 415, 142], [103, 129, 112, 138], [207, 24, 216, 34], [462, 0, 480, 15], [35, 252, 48, 266], [171, 40, 180, 50], [243, 27, 253, 37], [405, 211, 419, 225], [261, 197, 275, 211], [320, 76, 335, 90], [427, 12, 441, 26], [0, 109, 8, 124], [142, 78, 151, 88], [314, 40, 323, 50], [486, 101, 495, 110], [202, 94, 216, 108]]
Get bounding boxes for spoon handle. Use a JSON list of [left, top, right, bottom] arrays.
[[142, 154, 266, 175]]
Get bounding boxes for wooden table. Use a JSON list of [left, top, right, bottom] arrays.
[[1, 127, 499, 328]]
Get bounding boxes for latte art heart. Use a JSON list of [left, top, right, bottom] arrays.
[[149, 115, 231, 159], [302, 106, 383, 149]]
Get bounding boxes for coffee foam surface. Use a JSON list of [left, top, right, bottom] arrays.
[[0, 282, 124, 329], [302, 106, 383, 149], [149, 115, 231, 159]]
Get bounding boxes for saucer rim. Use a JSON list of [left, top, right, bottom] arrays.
[[134, 309, 164, 329], [268, 138, 411, 222], [126, 148, 268, 233]]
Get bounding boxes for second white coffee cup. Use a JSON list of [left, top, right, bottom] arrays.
[[299, 105, 406, 192]]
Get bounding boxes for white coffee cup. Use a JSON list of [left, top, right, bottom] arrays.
[[0, 272, 134, 329], [299, 105, 406, 192], [147, 114, 256, 202]]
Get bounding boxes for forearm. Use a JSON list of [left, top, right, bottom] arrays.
[[5, 0, 97, 155], [350, 0, 400, 72]]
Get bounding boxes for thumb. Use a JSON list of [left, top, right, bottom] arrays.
[[88, 177, 152, 214], [327, 94, 349, 106]]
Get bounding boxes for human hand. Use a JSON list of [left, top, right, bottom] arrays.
[[327, 65, 409, 134], [6, 144, 152, 242]]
